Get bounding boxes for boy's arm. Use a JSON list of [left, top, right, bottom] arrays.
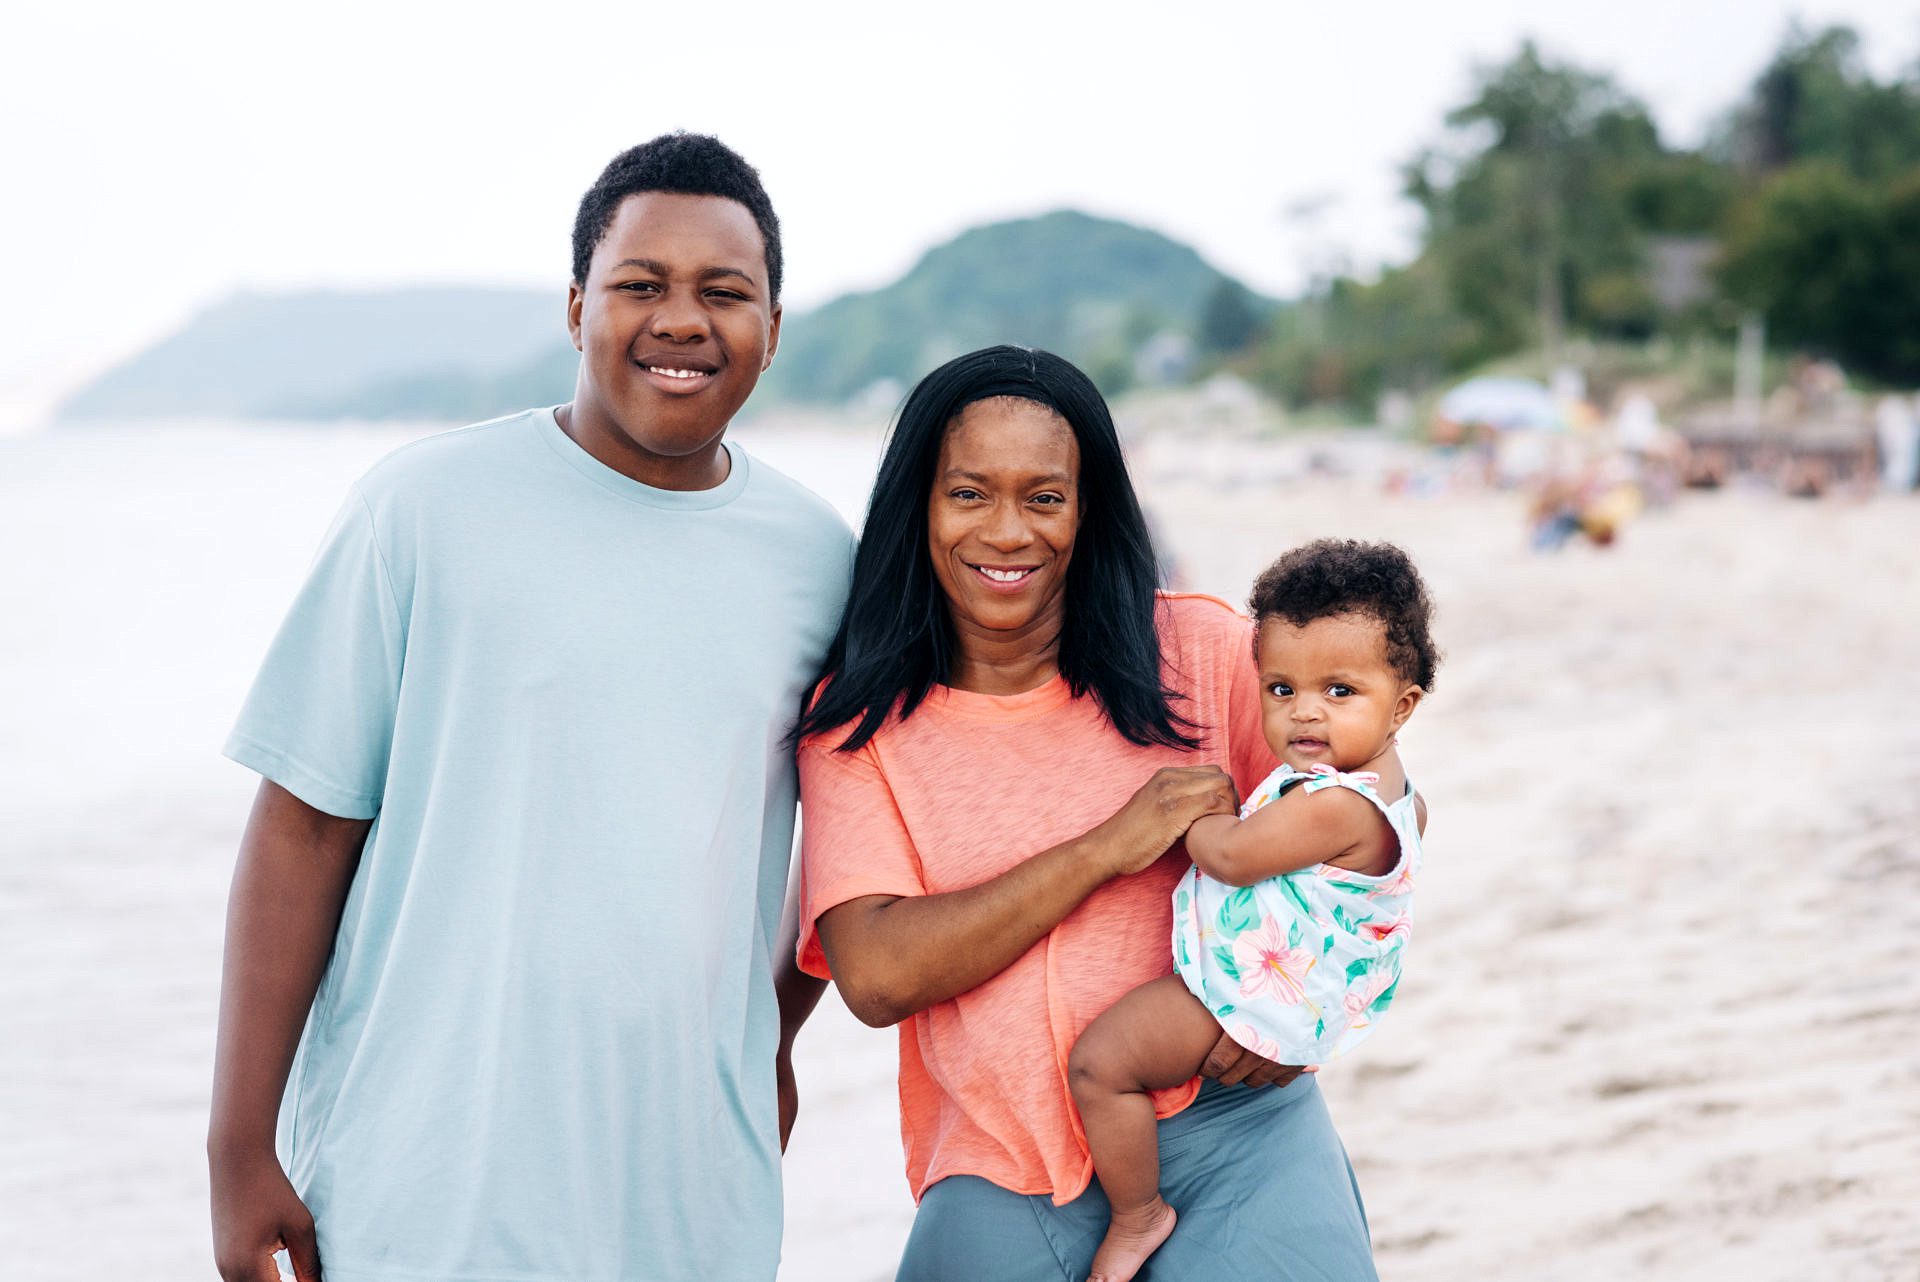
[[772, 865, 826, 1153], [208, 780, 369, 1282], [1185, 786, 1382, 887]]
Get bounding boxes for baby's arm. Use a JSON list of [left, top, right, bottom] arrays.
[[1186, 785, 1393, 886]]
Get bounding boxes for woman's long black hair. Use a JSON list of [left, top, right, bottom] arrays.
[[794, 345, 1198, 753]]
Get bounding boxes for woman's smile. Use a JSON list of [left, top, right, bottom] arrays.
[[968, 561, 1042, 592]]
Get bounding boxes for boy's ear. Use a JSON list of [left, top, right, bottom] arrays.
[[762, 302, 783, 370], [1390, 685, 1425, 731], [566, 281, 585, 352]]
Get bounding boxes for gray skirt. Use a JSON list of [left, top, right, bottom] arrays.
[[896, 1077, 1378, 1281]]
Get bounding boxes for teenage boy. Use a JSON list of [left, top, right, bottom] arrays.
[[208, 133, 850, 1282]]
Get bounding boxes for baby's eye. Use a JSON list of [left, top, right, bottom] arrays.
[[1327, 684, 1354, 698], [1267, 682, 1293, 698]]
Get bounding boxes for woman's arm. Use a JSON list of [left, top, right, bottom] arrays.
[[1184, 786, 1388, 887], [815, 766, 1236, 1027]]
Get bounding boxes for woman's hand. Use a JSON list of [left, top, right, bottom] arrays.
[[1201, 1031, 1316, 1089], [1092, 765, 1239, 877]]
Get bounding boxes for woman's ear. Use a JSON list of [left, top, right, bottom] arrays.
[[1390, 685, 1425, 732]]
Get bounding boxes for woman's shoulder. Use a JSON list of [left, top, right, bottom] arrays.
[[1156, 591, 1256, 665]]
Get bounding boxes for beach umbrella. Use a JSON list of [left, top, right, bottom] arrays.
[[1438, 377, 1565, 432]]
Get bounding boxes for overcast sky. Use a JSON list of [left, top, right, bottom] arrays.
[[3, 0, 1915, 426]]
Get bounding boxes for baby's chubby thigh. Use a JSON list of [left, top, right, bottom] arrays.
[[1148, 1076, 1380, 1280]]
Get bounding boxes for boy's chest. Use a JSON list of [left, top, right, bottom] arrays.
[[406, 515, 839, 729]]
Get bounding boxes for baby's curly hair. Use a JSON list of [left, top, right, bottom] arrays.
[[1249, 539, 1440, 691]]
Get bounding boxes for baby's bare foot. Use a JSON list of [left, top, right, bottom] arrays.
[[1088, 1197, 1177, 1282]]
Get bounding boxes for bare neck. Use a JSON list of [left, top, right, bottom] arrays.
[[555, 402, 731, 492], [945, 609, 1066, 696]]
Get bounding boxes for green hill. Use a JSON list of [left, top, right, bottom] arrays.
[[764, 209, 1264, 402], [56, 211, 1268, 422]]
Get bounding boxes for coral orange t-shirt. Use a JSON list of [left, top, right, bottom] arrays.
[[796, 594, 1276, 1205]]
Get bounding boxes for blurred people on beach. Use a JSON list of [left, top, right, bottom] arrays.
[[1877, 394, 1920, 493]]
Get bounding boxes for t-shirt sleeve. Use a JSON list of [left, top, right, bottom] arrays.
[[223, 485, 405, 820], [795, 737, 927, 979]]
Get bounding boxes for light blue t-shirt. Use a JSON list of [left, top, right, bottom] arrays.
[[226, 407, 855, 1282]]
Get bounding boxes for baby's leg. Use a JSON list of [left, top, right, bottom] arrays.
[[1068, 974, 1227, 1282]]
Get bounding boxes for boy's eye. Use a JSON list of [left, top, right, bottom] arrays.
[[1327, 684, 1354, 698], [1268, 683, 1293, 698]]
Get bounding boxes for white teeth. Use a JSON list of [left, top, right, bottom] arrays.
[[978, 566, 1031, 582], [648, 366, 707, 380]]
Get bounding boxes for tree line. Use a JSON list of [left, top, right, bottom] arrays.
[[1213, 24, 1920, 412]]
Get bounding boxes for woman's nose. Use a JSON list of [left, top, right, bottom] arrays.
[[978, 504, 1032, 549]]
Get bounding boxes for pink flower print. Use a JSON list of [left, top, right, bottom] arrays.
[[1233, 918, 1316, 1006], [1231, 1022, 1286, 1062], [1369, 861, 1415, 897], [1343, 969, 1394, 1028], [1360, 911, 1411, 945]]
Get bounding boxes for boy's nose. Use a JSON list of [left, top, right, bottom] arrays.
[[649, 297, 711, 342]]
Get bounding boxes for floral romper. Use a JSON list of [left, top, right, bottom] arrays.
[[1172, 762, 1421, 1065]]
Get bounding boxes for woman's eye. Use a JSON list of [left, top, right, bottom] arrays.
[[1030, 493, 1065, 506], [951, 488, 983, 501]]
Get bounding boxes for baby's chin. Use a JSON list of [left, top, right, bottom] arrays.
[[1281, 745, 1365, 773]]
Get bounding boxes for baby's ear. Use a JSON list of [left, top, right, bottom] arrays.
[[1391, 685, 1425, 730]]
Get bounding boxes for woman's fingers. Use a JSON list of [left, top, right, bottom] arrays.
[[1200, 1030, 1312, 1089], [1201, 1031, 1255, 1084]]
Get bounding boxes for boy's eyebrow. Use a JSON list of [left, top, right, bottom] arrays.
[[612, 258, 757, 286]]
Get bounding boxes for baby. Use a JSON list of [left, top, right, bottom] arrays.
[[1068, 538, 1440, 1282]]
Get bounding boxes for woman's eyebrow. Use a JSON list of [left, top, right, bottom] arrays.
[[941, 468, 1073, 484]]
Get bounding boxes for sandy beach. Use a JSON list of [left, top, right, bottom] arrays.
[[2, 422, 1916, 1280]]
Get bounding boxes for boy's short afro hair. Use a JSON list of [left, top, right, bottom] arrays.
[[571, 132, 783, 300], [1249, 538, 1440, 691]]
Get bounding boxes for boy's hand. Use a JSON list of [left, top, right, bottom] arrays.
[[777, 1046, 799, 1152], [211, 1150, 322, 1281]]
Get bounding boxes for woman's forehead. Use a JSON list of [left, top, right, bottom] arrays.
[[940, 398, 1078, 470]]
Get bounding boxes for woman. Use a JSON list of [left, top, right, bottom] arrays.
[[795, 347, 1377, 1279]]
